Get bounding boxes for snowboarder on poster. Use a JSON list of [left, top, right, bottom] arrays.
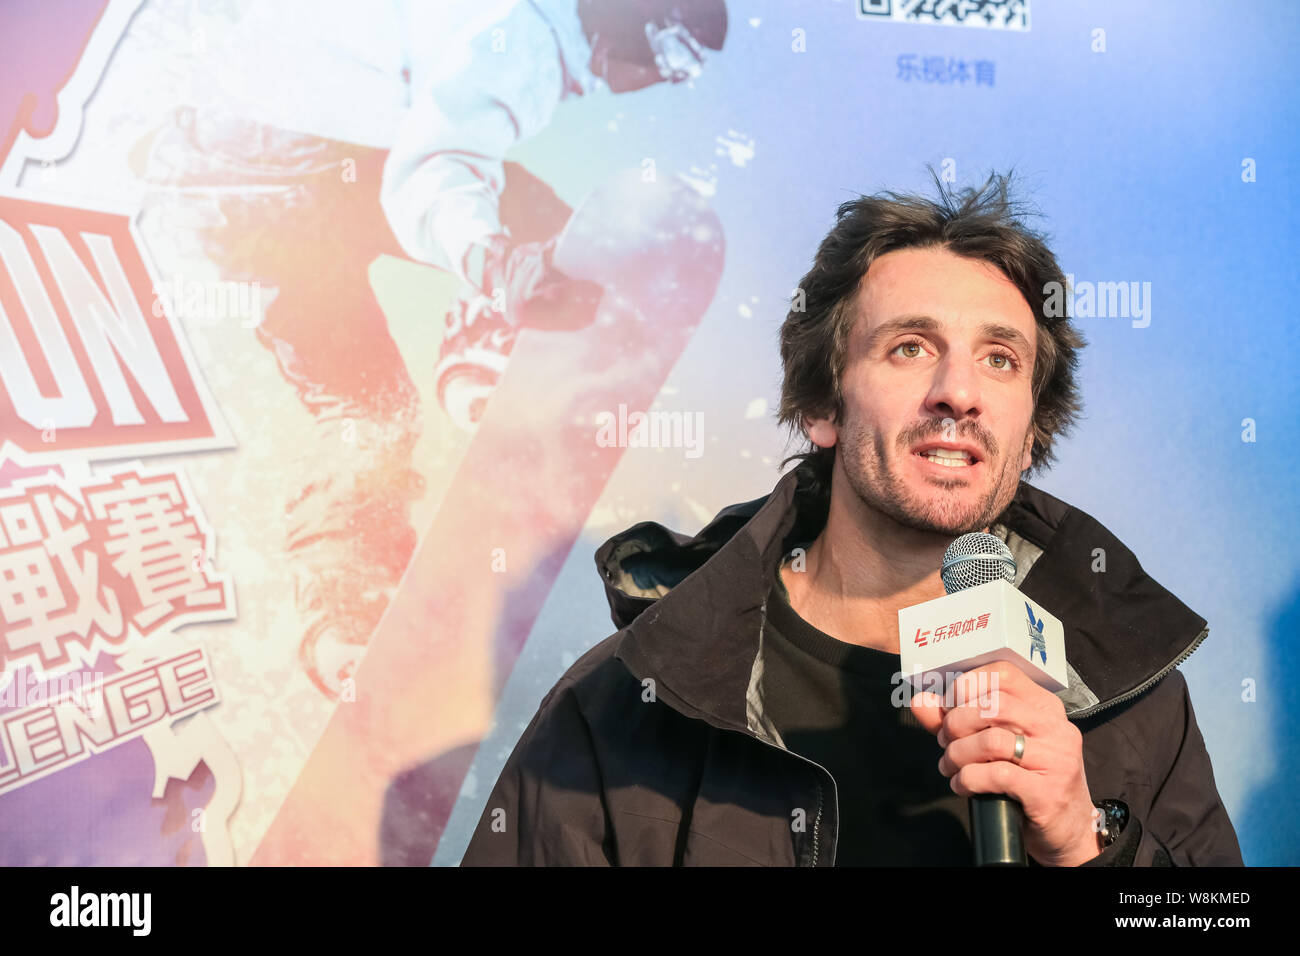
[[139, 0, 727, 697]]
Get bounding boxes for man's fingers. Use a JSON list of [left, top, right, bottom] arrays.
[[939, 725, 1057, 777], [948, 759, 1036, 803], [940, 690, 1055, 748], [940, 663, 1063, 719], [939, 664, 1021, 716], [909, 690, 946, 734]]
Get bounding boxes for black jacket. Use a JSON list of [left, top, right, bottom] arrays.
[[460, 467, 1244, 866]]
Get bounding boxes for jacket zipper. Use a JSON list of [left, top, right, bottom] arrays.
[[742, 726, 836, 867], [811, 777, 824, 866], [746, 593, 837, 866], [1066, 626, 1209, 722], [616, 640, 839, 866]]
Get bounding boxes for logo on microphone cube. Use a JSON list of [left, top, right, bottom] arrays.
[[1026, 603, 1048, 665], [913, 612, 990, 648]]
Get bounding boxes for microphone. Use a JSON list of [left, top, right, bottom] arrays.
[[897, 532, 1068, 866]]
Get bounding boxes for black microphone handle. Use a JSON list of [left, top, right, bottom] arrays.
[[970, 794, 1027, 866]]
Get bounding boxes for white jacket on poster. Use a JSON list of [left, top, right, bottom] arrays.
[[197, 0, 596, 289]]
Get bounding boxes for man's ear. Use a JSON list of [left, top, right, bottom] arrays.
[[805, 412, 838, 450]]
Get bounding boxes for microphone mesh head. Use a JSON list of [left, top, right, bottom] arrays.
[[941, 532, 1017, 594]]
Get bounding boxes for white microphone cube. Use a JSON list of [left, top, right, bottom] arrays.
[[898, 579, 1068, 692]]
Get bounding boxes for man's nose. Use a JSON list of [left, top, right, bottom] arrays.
[[925, 352, 982, 421]]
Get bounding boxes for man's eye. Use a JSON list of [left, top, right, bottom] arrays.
[[988, 351, 1019, 370], [894, 340, 924, 358]]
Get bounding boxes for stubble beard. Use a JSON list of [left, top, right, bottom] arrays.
[[837, 414, 1026, 536]]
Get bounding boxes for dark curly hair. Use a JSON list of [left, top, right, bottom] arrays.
[[778, 169, 1086, 489]]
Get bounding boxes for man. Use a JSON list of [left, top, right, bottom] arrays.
[[459, 173, 1243, 866]]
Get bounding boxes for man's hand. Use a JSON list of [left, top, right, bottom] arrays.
[[910, 662, 1104, 866]]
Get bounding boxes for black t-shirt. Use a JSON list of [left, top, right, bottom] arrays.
[[761, 563, 973, 865]]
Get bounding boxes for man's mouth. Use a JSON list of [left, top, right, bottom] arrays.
[[912, 442, 984, 469]]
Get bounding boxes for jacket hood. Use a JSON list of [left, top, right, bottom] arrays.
[[595, 466, 1209, 735]]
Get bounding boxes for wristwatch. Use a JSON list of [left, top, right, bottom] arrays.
[[1094, 799, 1130, 848]]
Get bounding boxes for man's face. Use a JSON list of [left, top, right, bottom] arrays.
[[805, 246, 1038, 536]]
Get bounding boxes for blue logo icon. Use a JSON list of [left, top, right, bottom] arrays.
[[1025, 603, 1048, 665]]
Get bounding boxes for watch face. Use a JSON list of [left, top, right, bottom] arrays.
[[1098, 799, 1129, 843]]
